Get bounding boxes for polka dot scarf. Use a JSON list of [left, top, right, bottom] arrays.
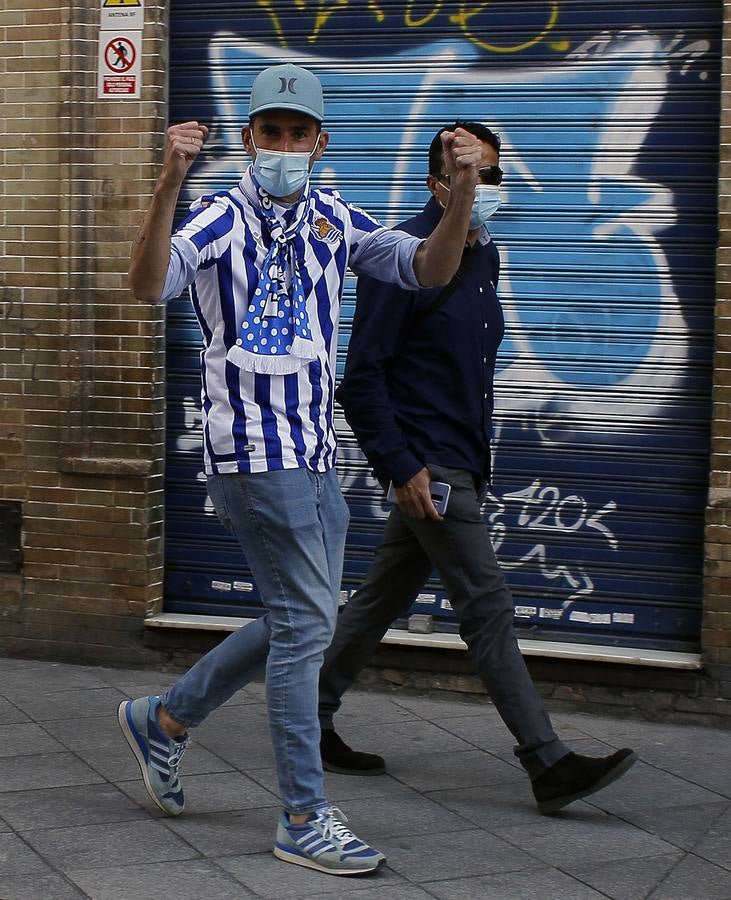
[[230, 184, 314, 375]]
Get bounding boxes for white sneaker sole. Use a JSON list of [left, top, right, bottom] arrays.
[[273, 844, 384, 876]]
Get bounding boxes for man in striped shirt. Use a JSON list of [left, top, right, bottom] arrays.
[[117, 62, 484, 876]]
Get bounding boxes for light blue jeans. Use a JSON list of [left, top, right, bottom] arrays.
[[162, 466, 349, 815]]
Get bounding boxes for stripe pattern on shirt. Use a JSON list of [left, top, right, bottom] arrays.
[[171, 177, 389, 475]]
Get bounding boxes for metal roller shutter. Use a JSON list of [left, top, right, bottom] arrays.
[[165, 1, 721, 650]]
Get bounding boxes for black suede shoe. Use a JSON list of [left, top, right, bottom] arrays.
[[532, 748, 637, 814], [320, 728, 386, 776]]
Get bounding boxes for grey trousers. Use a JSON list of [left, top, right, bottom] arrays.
[[318, 465, 569, 778]]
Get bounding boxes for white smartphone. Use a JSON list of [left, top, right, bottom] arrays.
[[387, 480, 451, 515]]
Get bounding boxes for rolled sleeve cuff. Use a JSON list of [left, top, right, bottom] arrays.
[[160, 235, 199, 302], [396, 235, 424, 291], [351, 229, 423, 291]]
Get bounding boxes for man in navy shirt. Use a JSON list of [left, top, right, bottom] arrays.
[[318, 121, 637, 814]]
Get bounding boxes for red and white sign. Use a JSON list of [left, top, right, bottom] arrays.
[[98, 31, 141, 98]]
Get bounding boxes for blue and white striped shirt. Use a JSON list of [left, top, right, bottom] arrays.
[[162, 169, 422, 475]]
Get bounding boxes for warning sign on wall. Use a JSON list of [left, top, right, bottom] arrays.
[[101, 0, 144, 30], [97, 32, 141, 99]]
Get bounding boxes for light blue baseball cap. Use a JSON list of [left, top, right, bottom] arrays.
[[249, 63, 324, 123]]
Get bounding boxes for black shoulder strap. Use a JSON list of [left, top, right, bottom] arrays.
[[408, 253, 468, 332]]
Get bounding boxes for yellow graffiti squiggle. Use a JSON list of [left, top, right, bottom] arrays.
[[257, 0, 561, 54], [450, 1, 560, 54], [307, 0, 386, 43], [257, 0, 287, 47], [404, 0, 442, 28]]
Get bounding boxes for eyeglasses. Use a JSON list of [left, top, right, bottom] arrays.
[[438, 165, 503, 187]]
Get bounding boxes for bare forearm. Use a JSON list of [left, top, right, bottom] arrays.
[[412, 127, 481, 287], [128, 179, 181, 301], [128, 121, 208, 301], [413, 176, 473, 286]]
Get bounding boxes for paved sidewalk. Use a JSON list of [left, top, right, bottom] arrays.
[[0, 656, 730, 900]]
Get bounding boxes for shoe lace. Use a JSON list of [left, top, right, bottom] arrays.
[[317, 807, 358, 848], [168, 735, 190, 771]]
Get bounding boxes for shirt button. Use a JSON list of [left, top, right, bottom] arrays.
[[236, 338, 243, 345]]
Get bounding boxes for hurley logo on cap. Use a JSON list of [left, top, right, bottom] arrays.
[[278, 76, 298, 94]]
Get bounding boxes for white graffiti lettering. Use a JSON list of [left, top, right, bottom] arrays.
[[483, 480, 618, 599]]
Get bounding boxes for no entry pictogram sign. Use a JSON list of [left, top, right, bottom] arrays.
[[104, 36, 136, 71]]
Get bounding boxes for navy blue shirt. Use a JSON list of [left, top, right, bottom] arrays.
[[336, 197, 505, 487]]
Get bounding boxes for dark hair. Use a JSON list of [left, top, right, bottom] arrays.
[[428, 120, 501, 176], [248, 111, 322, 133]]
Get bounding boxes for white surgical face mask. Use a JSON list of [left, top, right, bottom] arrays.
[[469, 184, 501, 228], [438, 181, 502, 229], [250, 135, 319, 198]]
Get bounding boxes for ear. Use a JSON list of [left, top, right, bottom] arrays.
[[426, 174, 440, 200], [242, 126, 254, 158], [312, 129, 329, 161]]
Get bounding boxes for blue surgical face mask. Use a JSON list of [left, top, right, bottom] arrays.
[[469, 184, 501, 228], [250, 135, 319, 198]]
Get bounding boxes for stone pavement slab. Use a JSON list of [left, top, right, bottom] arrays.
[[567, 853, 686, 900], [494, 811, 679, 869], [0, 873, 87, 900], [385, 747, 520, 792], [0, 657, 730, 900], [8, 688, 130, 723], [164, 807, 283, 858], [67, 859, 250, 900], [323, 691, 422, 727], [692, 805, 731, 868], [115, 770, 280, 816], [20, 820, 198, 873], [0, 722, 67, 757], [603, 801, 731, 851], [216, 848, 409, 897], [646, 853, 731, 899], [376, 827, 543, 882], [0, 752, 105, 793], [0, 783, 146, 831], [424, 866, 610, 899], [424, 781, 552, 829], [192, 704, 275, 769], [0, 832, 52, 877], [0, 698, 30, 725], [246, 761, 413, 804]]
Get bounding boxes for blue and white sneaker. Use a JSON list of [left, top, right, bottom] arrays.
[[117, 696, 189, 816], [273, 806, 385, 875]]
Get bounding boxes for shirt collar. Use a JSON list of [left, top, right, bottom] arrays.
[[240, 166, 259, 207], [422, 195, 444, 228], [240, 166, 305, 225]]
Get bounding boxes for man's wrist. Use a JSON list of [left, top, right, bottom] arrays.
[[156, 171, 185, 196], [389, 457, 424, 488]]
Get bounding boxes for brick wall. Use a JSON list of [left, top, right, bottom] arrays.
[[703, 3, 731, 700], [0, 2, 169, 664]]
